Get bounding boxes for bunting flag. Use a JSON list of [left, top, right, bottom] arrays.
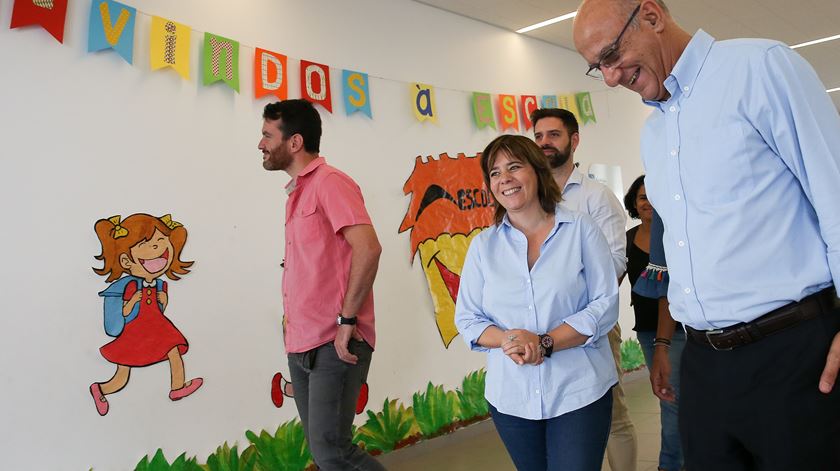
[[254, 48, 287, 100], [342, 70, 372, 118], [300, 60, 333, 113], [576, 91, 597, 124], [411, 83, 437, 123], [558, 94, 581, 120], [520, 95, 538, 130], [10, 0, 69, 43], [497, 94, 519, 131], [88, 0, 136, 64], [150, 16, 190, 79], [202, 33, 240, 91], [541, 95, 558, 109], [471, 92, 495, 130]]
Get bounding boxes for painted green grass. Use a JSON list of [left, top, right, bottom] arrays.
[[412, 382, 459, 437], [456, 368, 488, 421], [620, 337, 646, 372], [354, 398, 416, 453], [205, 442, 257, 471], [134, 449, 203, 471], [245, 419, 312, 471]]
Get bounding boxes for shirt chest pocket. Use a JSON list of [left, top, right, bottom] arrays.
[[292, 200, 327, 241], [681, 124, 756, 205]]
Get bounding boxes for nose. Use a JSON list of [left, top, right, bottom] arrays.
[[602, 66, 622, 88]]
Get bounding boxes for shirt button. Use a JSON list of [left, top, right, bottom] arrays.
[[669, 106, 676, 112], [535, 389, 540, 394], [684, 288, 691, 294], [683, 86, 689, 92], [146, 299, 152, 305], [528, 305, 533, 310], [674, 194, 681, 200], [678, 241, 685, 247], [670, 149, 677, 156]]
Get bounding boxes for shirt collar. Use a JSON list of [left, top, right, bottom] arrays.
[[495, 204, 575, 233], [644, 29, 714, 108], [563, 166, 584, 192], [284, 156, 325, 194]]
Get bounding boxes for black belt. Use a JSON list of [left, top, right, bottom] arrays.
[[686, 287, 839, 351]]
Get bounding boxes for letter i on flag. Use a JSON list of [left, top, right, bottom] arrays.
[[88, 0, 136, 64], [520, 95, 538, 130], [10, 0, 69, 43], [203, 33, 240, 92], [342, 70, 372, 118], [254, 48, 287, 100], [300, 60, 333, 113], [497, 95, 519, 131], [412, 83, 437, 123], [150, 16, 190, 80]]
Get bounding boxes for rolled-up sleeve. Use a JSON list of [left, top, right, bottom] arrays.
[[563, 216, 620, 347], [454, 235, 494, 352]]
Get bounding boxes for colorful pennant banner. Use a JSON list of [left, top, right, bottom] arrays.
[[150, 16, 190, 79], [254, 48, 288, 100], [13, 1, 600, 128], [88, 0, 136, 64], [10, 0, 69, 43], [203, 33, 240, 91]]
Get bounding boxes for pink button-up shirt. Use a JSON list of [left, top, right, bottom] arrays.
[[282, 157, 376, 353]]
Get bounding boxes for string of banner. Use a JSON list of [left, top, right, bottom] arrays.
[[9, 0, 599, 130]]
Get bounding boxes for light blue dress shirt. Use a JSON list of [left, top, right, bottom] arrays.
[[641, 30, 840, 330], [455, 205, 618, 420]]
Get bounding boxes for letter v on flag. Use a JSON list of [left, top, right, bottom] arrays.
[[88, 0, 136, 64]]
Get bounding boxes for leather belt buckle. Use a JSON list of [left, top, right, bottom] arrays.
[[705, 329, 733, 351]]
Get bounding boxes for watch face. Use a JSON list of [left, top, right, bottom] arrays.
[[540, 335, 553, 348]]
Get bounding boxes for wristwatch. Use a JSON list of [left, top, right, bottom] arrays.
[[337, 314, 357, 326], [539, 334, 554, 358]]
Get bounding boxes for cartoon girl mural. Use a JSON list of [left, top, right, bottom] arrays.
[[89, 214, 202, 416]]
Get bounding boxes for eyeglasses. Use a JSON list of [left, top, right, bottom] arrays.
[[585, 4, 641, 80]]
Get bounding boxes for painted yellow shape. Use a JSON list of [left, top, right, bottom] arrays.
[[416, 228, 485, 347], [99, 2, 131, 47]]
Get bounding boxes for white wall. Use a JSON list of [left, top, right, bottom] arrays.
[[0, 0, 650, 469]]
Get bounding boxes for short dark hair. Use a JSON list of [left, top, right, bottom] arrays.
[[624, 174, 645, 219], [262, 99, 322, 153], [530, 108, 579, 136], [480, 135, 561, 225]]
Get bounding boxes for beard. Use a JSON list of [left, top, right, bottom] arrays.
[[543, 141, 573, 169], [262, 147, 292, 171]]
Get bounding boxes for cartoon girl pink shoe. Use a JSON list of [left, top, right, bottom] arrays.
[[88, 214, 202, 416]]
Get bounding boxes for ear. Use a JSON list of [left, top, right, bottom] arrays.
[[571, 132, 580, 153], [640, 0, 666, 33], [119, 253, 133, 270], [289, 134, 305, 153]]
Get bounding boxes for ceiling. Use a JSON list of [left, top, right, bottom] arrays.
[[415, 0, 840, 109]]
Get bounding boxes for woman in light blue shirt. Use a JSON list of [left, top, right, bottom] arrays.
[[455, 135, 619, 471]]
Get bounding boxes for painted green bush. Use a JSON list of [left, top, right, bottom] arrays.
[[620, 337, 646, 372], [134, 449, 203, 471], [205, 442, 257, 471], [245, 419, 312, 471], [456, 368, 488, 421], [412, 382, 459, 437], [354, 398, 416, 453]]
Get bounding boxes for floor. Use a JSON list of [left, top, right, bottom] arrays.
[[377, 369, 664, 471]]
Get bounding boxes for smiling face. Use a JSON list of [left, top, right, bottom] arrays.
[[635, 184, 653, 222], [574, 0, 673, 101], [120, 229, 174, 281], [259, 119, 293, 171], [488, 151, 539, 215]]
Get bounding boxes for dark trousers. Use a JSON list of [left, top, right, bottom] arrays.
[[288, 339, 386, 471], [489, 389, 613, 471], [680, 309, 840, 470]]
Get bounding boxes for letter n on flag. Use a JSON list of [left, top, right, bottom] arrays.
[[300, 60, 332, 113], [255, 48, 287, 100]]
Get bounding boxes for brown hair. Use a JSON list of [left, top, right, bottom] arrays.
[[93, 213, 193, 282], [479, 135, 562, 225]]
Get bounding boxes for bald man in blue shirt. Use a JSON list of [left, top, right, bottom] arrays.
[[574, 0, 840, 469]]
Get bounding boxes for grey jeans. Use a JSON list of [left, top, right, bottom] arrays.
[[288, 339, 386, 471]]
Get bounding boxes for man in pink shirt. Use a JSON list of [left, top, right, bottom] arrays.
[[259, 99, 385, 471]]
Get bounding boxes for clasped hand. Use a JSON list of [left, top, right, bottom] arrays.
[[501, 329, 543, 366]]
